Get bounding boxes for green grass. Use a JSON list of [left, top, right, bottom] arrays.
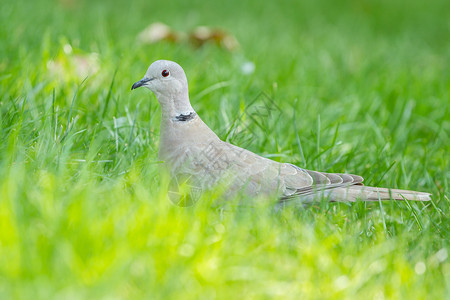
[[1, 0, 449, 298]]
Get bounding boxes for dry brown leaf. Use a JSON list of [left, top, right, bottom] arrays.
[[189, 26, 239, 51], [138, 22, 179, 44], [137, 23, 239, 52]]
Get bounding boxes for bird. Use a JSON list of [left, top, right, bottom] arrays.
[[131, 60, 431, 205]]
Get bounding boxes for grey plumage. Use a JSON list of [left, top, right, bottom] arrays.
[[132, 60, 431, 203]]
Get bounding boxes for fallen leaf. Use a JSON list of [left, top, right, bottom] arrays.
[[189, 26, 239, 51], [138, 22, 179, 44]]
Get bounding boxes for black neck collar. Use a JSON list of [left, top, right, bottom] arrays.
[[174, 112, 196, 122]]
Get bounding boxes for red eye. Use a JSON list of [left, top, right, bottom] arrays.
[[161, 70, 170, 77]]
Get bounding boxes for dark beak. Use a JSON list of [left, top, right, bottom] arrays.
[[131, 78, 153, 90]]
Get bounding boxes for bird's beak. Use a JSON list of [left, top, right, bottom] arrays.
[[131, 77, 154, 90]]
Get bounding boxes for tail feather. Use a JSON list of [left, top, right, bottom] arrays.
[[325, 185, 431, 202]]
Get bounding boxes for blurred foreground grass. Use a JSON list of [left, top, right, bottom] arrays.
[[0, 0, 449, 298]]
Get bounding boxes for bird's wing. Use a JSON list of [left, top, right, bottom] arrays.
[[172, 139, 366, 198], [170, 140, 430, 202], [217, 142, 368, 197]]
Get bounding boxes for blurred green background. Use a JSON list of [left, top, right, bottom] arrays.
[[0, 0, 449, 299]]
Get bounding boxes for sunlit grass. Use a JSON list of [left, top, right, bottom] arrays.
[[0, 0, 449, 299]]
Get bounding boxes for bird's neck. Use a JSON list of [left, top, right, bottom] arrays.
[[155, 92, 220, 163], [156, 92, 195, 121]]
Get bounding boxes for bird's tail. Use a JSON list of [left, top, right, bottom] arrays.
[[324, 185, 431, 202]]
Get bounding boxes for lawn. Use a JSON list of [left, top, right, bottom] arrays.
[[0, 0, 449, 299]]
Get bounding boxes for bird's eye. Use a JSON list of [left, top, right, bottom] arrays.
[[161, 70, 170, 77]]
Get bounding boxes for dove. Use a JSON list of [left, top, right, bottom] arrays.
[[131, 60, 431, 204]]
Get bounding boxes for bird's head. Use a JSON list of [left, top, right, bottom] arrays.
[[131, 60, 188, 97]]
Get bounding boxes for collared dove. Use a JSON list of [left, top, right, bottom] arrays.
[[131, 60, 431, 204]]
